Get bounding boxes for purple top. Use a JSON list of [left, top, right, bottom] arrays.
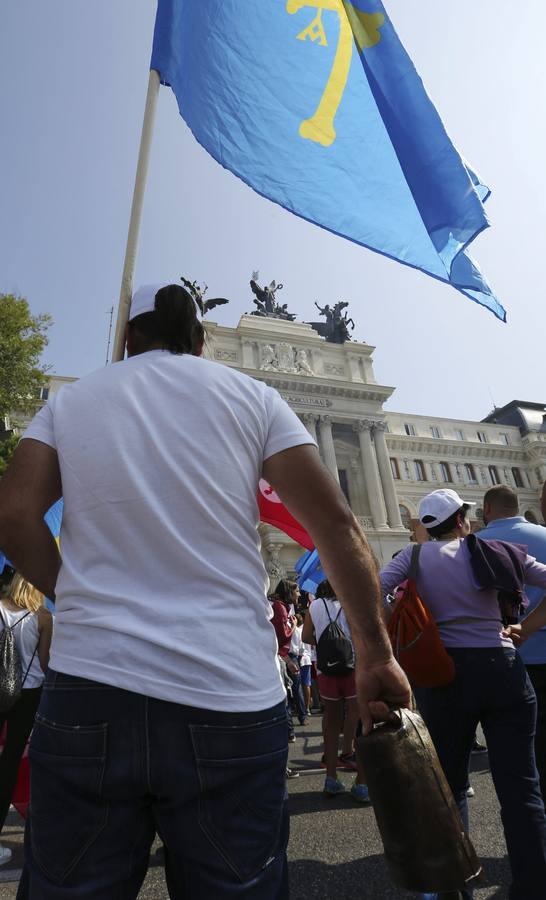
[[380, 539, 546, 649]]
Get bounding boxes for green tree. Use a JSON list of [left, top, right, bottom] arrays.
[[0, 294, 52, 422], [0, 432, 19, 478]]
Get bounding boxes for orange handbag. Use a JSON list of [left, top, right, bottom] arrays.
[[387, 544, 455, 689]]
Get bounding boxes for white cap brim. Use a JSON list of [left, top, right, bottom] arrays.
[[129, 284, 165, 321]]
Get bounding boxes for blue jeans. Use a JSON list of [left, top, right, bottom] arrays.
[[419, 648, 546, 900], [17, 670, 289, 899], [287, 655, 307, 724]]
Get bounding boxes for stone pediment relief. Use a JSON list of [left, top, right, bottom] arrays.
[[324, 363, 346, 378], [259, 342, 315, 376], [214, 349, 238, 362]]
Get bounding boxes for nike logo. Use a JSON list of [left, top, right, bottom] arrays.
[[326, 662, 338, 668]]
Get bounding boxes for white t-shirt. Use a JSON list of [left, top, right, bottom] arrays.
[[309, 597, 354, 674], [290, 624, 312, 667], [24, 350, 315, 711]]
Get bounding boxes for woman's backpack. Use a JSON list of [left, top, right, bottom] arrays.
[[316, 599, 354, 677], [0, 609, 32, 713], [387, 545, 455, 689]]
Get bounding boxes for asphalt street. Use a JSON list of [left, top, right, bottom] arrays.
[[0, 717, 512, 899]]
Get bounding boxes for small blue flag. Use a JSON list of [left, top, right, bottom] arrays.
[[151, 0, 504, 320], [295, 548, 325, 593], [44, 498, 63, 541]]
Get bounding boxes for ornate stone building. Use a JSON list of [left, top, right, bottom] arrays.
[[202, 314, 546, 576], [10, 316, 545, 578]]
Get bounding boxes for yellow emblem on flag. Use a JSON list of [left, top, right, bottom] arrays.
[[287, 0, 384, 147]]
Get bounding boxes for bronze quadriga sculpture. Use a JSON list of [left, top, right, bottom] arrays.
[[356, 709, 482, 895]]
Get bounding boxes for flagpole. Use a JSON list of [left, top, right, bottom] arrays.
[[112, 68, 161, 362]]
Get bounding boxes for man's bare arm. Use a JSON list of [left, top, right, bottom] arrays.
[[301, 611, 315, 646], [263, 444, 411, 731], [0, 439, 62, 597]]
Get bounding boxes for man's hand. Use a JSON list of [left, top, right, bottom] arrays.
[[355, 657, 412, 735], [286, 658, 300, 676]]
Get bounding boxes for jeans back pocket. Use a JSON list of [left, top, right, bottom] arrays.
[[190, 715, 288, 882], [29, 713, 108, 884]]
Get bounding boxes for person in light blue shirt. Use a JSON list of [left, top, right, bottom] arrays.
[[478, 484, 546, 799]]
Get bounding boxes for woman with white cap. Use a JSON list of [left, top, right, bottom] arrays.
[[380, 488, 546, 900]]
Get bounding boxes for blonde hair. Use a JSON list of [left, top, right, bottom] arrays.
[[3, 574, 44, 613]]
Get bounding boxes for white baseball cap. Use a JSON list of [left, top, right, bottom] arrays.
[[419, 489, 476, 528], [129, 284, 166, 321]]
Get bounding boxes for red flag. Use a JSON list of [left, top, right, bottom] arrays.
[[258, 479, 314, 550]]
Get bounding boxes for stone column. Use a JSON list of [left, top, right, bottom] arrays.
[[241, 340, 256, 368], [347, 354, 363, 382], [318, 415, 340, 483], [373, 422, 403, 528], [301, 413, 318, 444], [353, 420, 388, 529]]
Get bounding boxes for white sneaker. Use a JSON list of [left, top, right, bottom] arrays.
[[0, 844, 12, 866]]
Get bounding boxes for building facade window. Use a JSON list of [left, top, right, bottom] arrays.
[[430, 425, 441, 439], [512, 467, 524, 488], [39, 387, 49, 401], [464, 463, 477, 484], [414, 459, 426, 482], [439, 462, 452, 483], [404, 423, 416, 436], [499, 433, 510, 446], [477, 431, 488, 443], [488, 465, 500, 485], [390, 458, 400, 480], [454, 429, 465, 441], [399, 505, 412, 530]]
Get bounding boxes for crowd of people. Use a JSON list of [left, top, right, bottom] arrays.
[[0, 282, 545, 899], [381, 486, 546, 900]]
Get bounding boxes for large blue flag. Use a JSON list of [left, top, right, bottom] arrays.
[[151, 0, 504, 320]]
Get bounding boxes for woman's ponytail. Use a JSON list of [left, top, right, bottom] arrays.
[[128, 284, 204, 355], [154, 284, 202, 355]]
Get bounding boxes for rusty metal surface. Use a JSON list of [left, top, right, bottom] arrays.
[[356, 708, 482, 894]]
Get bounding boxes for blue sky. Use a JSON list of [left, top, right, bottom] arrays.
[[1, 1, 545, 420]]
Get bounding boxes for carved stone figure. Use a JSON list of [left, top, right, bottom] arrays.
[[265, 545, 285, 585], [259, 344, 279, 371], [249, 273, 296, 321], [277, 343, 296, 373], [308, 299, 356, 343], [295, 348, 314, 375]]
